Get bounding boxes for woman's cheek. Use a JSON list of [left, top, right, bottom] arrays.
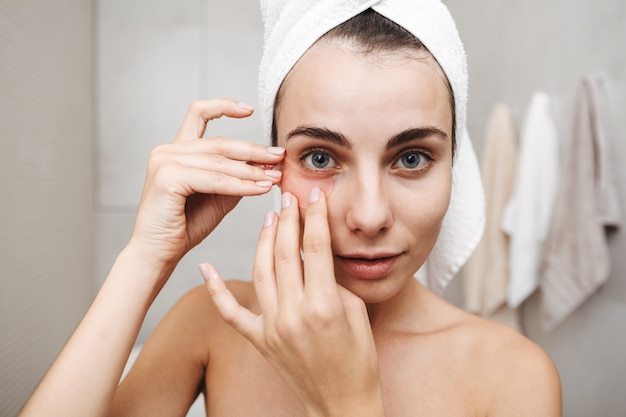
[[279, 158, 335, 208]]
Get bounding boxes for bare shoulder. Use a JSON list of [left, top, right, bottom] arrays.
[[173, 279, 257, 323], [452, 312, 562, 416], [144, 279, 256, 353], [111, 281, 256, 415]]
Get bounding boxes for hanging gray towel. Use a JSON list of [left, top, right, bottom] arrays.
[[539, 75, 622, 331]]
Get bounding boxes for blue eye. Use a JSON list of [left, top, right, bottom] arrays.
[[394, 151, 429, 170], [304, 151, 336, 169]]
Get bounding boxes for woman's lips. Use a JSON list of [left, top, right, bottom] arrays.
[[336, 254, 401, 280]]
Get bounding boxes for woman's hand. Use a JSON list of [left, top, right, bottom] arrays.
[[130, 98, 285, 273], [201, 188, 385, 417]]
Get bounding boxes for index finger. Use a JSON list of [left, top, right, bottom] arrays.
[[301, 187, 338, 299], [174, 98, 255, 142]]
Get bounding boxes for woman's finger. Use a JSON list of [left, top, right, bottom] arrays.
[[175, 98, 255, 141], [149, 150, 282, 184], [302, 188, 339, 301], [162, 138, 285, 165], [274, 192, 305, 306], [251, 211, 279, 318], [200, 263, 261, 341], [150, 164, 277, 198]]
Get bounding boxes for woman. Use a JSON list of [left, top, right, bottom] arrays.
[[19, 2, 561, 416]]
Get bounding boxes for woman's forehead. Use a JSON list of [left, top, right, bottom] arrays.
[[275, 42, 453, 144]]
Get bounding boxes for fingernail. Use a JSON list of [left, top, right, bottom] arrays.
[[263, 211, 275, 227], [265, 169, 282, 179], [281, 192, 292, 208], [238, 102, 254, 111], [267, 146, 285, 155], [309, 187, 320, 203], [199, 263, 216, 281], [256, 180, 273, 188]]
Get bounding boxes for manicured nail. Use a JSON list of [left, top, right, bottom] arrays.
[[265, 169, 282, 179], [256, 180, 273, 188], [267, 146, 285, 155], [238, 102, 254, 111], [309, 187, 320, 203], [263, 211, 276, 227], [199, 263, 217, 282], [281, 192, 292, 208]]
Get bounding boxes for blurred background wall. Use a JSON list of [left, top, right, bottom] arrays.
[[1, 0, 625, 416], [443, 1, 626, 416], [95, 0, 269, 345], [0, 1, 95, 416]]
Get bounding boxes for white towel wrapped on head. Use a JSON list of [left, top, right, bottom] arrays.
[[258, 0, 485, 293]]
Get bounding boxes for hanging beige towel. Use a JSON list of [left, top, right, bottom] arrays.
[[539, 76, 622, 331], [502, 92, 561, 309], [463, 104, 520, 330]]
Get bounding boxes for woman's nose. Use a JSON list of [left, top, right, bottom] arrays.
[[343, 172, 393, 237]]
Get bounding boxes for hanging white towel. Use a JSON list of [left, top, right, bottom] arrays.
[[539, 76, 622, 331], [463, 104, 520, 329], [502, 92, 560, 308]]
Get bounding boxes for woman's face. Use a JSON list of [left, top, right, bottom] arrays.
[[275, 41, 453, 303]]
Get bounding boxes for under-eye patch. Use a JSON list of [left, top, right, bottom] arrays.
[[278, 157, 335, 208]]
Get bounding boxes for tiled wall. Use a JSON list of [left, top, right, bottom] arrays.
[[0, 1, 94, 414], [445, 0, 626, 415], [96, 0, 271, 343]]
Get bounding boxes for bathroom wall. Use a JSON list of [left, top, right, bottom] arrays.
[[443, 1, 626, 415], [0, 1, 95, 415], [96, 0, 269, 343]]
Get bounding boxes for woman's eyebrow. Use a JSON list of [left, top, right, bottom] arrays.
[[386, 127, 449, 150], [286, 126, 352, 149]]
